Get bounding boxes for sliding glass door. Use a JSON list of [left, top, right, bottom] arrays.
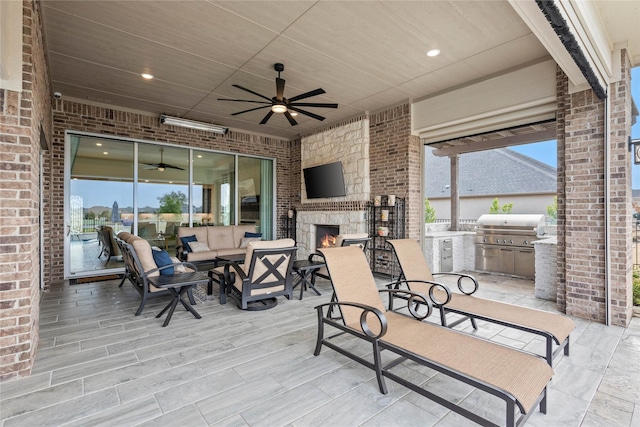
[[64, 133, 275, 280]]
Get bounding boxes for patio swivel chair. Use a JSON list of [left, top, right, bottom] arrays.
[[224, 238, 297, 310], [387, 238, 575, 366]]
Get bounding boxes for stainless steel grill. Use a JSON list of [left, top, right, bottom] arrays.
[[474, 214, 545, 279]]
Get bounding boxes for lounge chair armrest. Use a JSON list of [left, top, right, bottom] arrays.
[[224, 262, 247, 282], [145, 261, 198, 276], [431, 272, 479, 295], [315, 301, 388, 339], [379, 288, 433, 320], [308, 251, 324, 263], [393, 280, 452, 306]]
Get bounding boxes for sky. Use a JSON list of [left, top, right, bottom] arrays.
[[510, 66, 640, 188]]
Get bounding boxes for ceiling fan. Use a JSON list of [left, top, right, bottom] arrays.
[[141, 148, 184, 171], [218, 63, 338, 126]]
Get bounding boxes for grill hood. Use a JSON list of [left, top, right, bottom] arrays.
[[476, 214, 545, 235]]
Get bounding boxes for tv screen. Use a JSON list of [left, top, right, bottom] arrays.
[[303, 161, 347, 199]]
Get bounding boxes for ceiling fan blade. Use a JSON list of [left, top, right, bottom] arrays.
[[232, 84, 273, 102], [284, 111, 298, 126], [288, 106, 326, 121], [276, 77, 285, 101], [287, 88, 326, 102], [231, 105, 271, 116], [260, 111, 275, 125], [218, 98, 271, 105], [164, 164, 185, 171], [289, 102, 338, 109]]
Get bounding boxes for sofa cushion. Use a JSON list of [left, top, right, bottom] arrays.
[[180, 235, 198, 252], [152, 248, 174, 275], [207, 226, 235, 250], [185, 250, 219, 263]]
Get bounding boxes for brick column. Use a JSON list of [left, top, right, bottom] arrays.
[[556, 51, 634, 326], [608, 50, 633, 326], [369, 103, 421, 240], [0, 0, 52, 381]]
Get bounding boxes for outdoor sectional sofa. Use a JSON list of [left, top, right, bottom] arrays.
[[176, 225, 259, 264]]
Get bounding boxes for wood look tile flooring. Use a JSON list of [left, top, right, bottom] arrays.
[[1, 273, 639, 427]]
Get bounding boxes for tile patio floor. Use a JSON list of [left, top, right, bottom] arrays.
[[1, 272, 639, 426]]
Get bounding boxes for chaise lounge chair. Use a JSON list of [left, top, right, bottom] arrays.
[[314, 246, 553, 427], [387, 239, 575, 367]]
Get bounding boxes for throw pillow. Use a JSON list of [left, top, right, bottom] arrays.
[[152, 248, 174, 275], [189, 241, 210, 253], [180, 235, 198, 252], [240, 237, 261, 248], [244, 232, 262, 238], [170, 256, 188, 273]]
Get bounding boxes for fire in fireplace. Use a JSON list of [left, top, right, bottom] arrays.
[[316, 225, 340, 249]]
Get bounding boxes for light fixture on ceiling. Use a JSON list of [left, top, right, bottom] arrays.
[[141, 73, 154, 80], [290, 111, 298, 117], [271, 103, 287, 114], [159, 115, 228, 134], [426, 48, 441, 57]]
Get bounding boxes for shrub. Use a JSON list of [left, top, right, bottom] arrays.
[[425, 198, 436, 223]]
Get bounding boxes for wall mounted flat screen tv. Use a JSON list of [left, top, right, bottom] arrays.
[[303, 161, 347, 199]]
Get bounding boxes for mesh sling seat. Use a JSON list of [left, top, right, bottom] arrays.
[[387, 239, 575, 367], [314, 246, 553, 427], [224, 239, 297, 310]]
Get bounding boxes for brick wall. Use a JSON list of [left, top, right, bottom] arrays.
[[48, 102, 293, 283], [555, 66, 568, 312], [557, 51, 633, 326], [564, 87, 607, 322], [608, 50, 633, 326], [0, 0, 52, 381], [369, 103, 421, 240]]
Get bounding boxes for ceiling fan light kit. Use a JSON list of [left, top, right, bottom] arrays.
[[159, 114, 228, 134], [218, 63, 338, 126]]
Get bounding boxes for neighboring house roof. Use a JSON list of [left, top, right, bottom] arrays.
[[424, 148, 557, 198]]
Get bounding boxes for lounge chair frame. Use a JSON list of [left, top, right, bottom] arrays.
[[313, 247, 552, 427], [387, 239, 574, 367]]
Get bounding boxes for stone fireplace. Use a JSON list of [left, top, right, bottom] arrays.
[[294, 117, 370, 258], [295, 210, 366, 258], [315, 224, 340, 250]]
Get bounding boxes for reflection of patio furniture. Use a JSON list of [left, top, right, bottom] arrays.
[[224, 239, 297, 310], [314, 246, 554, 427], [138, 222, 157, 239], [387, 238, 575, 367], [116, 231, 201, 318], [98, 226, 121, 264]]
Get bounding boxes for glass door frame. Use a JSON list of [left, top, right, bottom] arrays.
[[63, 130, 277, 280]]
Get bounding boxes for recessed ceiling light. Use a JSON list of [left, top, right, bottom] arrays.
[[103, 151, 108, 155], [197, 155, 202, 158], [145, 180, 149, 183], [290, 111, 298, 117], [96, 143, 102, 146], [426, 49, 441, 57], [141, 73, 154, 80]]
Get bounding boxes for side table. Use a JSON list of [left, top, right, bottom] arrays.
[[147, 271, 209, 326], [292, 259, 325, 300]]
